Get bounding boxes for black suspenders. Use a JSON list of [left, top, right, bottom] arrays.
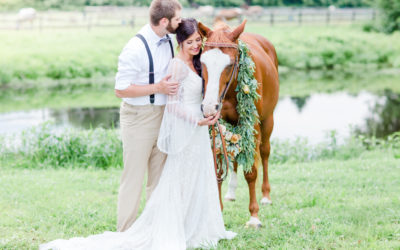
[[136, 34, 174, 104]]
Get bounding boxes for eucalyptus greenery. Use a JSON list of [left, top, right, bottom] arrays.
[[210, 40, 260, 173]]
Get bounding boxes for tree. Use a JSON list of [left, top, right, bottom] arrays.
[[378, 0, 400, 33]]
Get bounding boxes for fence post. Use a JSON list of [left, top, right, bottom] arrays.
[[351, 10, 356, 23], [130, 15, 135, 29], [326, 11, 330, 25], [298, 10, 302, 25], [270, 12, 274, 26], [39, 16, 43, 31], [87, 16, 92, 31]]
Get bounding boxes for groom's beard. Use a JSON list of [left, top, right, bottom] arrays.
[[166, 22, 176, 34]]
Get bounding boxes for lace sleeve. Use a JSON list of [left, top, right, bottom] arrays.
[[157, 58, 201, 155]]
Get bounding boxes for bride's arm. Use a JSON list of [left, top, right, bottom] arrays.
[[166, 59, 218, 126], [165, 58, 200, 125]]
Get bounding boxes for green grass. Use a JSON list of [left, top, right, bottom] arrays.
[[1, 149, 399, 249], [1, 23, 400, 85]]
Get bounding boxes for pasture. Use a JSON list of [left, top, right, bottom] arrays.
[[2, 23, 400, 85], [0, 145, 399, 249]]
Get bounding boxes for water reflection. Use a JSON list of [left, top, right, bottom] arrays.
[[51, 107, 120, 129], [0, 107, 119, 134], [353, 89, 400, 138], [290, 96, 310, 112], [0, 91, 399, 144]]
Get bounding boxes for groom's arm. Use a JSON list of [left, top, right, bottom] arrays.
[[114, 42, 178, 98], [115, 76, 178, 98]]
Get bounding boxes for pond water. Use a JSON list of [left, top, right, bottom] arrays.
[[1, 90, 399, 144]]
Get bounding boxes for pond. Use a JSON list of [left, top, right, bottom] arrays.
[[1, 90, 398, 144]]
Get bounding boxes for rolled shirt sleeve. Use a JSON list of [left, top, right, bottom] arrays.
[[115, 39, 142, 90]]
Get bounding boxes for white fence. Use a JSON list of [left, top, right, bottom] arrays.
[[0, 6, 378, 30]]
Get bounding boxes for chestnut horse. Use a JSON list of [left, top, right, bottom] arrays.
[[199, 20, 279, 227]]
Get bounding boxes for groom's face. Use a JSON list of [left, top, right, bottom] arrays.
[[166, 10, 181, 34]]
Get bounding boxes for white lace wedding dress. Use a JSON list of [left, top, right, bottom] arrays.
[[39, 58, 236, 250]]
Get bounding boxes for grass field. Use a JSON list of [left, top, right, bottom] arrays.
[[1, 148, 399, 249], [1, 23, 400, 85]]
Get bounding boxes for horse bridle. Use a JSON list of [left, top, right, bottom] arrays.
[[201, 42, 239, 113], [201, 41, 240, 183]]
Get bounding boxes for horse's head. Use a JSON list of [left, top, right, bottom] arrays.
[[198, 20, 247, 117]]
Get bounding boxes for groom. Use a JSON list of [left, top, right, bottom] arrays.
[[114, 0, 182, 232]]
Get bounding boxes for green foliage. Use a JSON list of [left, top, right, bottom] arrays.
[[2, 123, 399, 169], [233, 40, 260, 172], [8, 123, 123, 168], [376, 0, 400, 33], [209, 40, 260, 174], [270, 130, 400, 164]]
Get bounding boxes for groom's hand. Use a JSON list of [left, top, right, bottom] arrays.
[[156, 75, 179, 95]]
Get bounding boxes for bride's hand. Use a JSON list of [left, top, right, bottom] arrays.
[[197, 116, 214, 126], [197, 111, 220, 126]]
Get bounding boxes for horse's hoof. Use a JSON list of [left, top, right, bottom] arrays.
[[260, 197, 272, 205], [224, 193, 236, 202], [245, 216, 262, 229]]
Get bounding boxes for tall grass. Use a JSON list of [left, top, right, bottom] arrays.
[[2, 123, 399, 169], [3, 123, 123, 169]]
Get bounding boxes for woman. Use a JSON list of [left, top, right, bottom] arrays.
[[39, 18, 236, 250]]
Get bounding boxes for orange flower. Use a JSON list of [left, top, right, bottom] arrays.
[[231, 134, 239, 143]]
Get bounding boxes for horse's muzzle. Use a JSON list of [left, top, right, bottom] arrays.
[[201, 103, 220, 118]]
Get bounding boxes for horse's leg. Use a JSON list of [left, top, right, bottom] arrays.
[[224, 162, 238, 201], [260, 115, 274, 205], [244, 164, 261, 228]]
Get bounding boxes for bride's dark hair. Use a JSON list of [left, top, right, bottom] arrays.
[[175, 18, 202, 76]]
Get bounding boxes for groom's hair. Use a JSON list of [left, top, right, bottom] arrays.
[[149, 0, 182, 26]]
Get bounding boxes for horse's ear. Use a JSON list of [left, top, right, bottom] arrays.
[[198, 22, 212, 38], [228, 19, 247, 42]]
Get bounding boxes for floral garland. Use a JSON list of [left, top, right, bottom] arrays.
[[209, 40, 260, 173]]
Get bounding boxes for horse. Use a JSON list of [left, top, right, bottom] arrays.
[[198, 20, 279, 228], [241, 5, 264, 20], [214, 8, 243, 23], [16, 8, 36, 29]]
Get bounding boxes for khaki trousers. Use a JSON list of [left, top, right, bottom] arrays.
[[117, 102, 166, 232]]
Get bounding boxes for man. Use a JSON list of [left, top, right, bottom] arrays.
[[114, 0, 182, 232]]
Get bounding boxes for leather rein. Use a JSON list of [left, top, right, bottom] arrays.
[[202, 41, 240, 183]]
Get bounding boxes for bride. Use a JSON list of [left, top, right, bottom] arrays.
[[39, 18, 236, 250]]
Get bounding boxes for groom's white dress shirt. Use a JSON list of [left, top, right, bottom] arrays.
[[115, 24, 175, 106]]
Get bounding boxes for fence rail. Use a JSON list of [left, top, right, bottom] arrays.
[[0, 7, 378, 30]]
